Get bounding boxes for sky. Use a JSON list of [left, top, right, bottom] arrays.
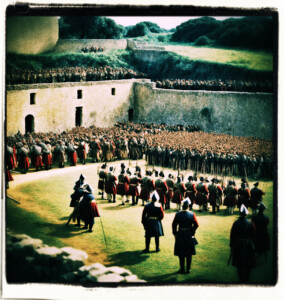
[[106, 16, 242, 30]]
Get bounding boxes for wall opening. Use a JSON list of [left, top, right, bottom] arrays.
[[77, 90, 82, 99], [111, 88, 116, 96], [25, 115, 35, 133], [128, 108, 134, 122], [76, 107, 83, 127], [30, 93, 36, 105]]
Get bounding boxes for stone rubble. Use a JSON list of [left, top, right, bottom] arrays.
[[6, 230, 146, 284]]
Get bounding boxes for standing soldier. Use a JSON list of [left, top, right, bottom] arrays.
[[155, 171, 168, 210], [249, 182, 265, 215], [184, 176, 197, 210], [98, 163, 107, 199], [237, 182, 251, 209], [17, 142, 30, 174], [141, 191, 164, 253], [78, 184, 100, 233], [139, 171, 155, 206], [215, 179, 223, 213], [117, 164, 130, 206], [105, 166, 117, 203], [195, 177, 209, 212], [89, 137, 101, 163], [172, 198, 199, 274], [38, 140, 52, 170], [208, 178, 222, 214], [224, 180, 238, 215], [30, 141, 44, 171], [165, 174, 175, 210], [172, 176, 186, 211], [128, 168, 141, 206], [66, 141, 78, 166], [54, 140, 66, 168], [251, 202, 270, 258], [77, 141, 87, 165], [229, 204, 256, 283]]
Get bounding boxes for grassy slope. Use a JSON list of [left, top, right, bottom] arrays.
[[163, 45, 273, 72], [6, 162, 275, 285]]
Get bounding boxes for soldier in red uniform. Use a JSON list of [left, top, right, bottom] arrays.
[[17, 143, 30, 174], [78, 184, 100, 232], [141, 191, 164, 253], [89, 137, 101, 162], [105, 166, 117, 203], [237, 182, 251, 209], [30, 141, 44, 171], [139, 171, 155, 206], [66, 141, 78, 166], [128, 169, 141, 206], [77, 141, 87, 165], [224, 180, 238, 215], [117, 164, 130, 206], [165, 174, 175, 210], [37, 140, 52, 170], [172, 176, 186, 211], [98, 163, 107, 199], [195, 177, 209, 212], [155, 171, 168, 210], [184, 176, 197, 210]]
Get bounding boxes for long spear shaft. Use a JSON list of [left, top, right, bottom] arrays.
[[7, 196, 21, 204], [100, 218, 108, 248]]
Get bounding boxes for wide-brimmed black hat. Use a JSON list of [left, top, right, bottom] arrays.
[[159, 171, 165, 178], [188, 176, 193, 181]]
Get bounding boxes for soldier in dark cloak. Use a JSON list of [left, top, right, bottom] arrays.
[[98, 163, 107, 199], [117, 164, 130, 206], [139, 170, 155, 206], [249, 182, 265, 215], [141, 191, 164, 253], [230, 204, 256, 283], [155, 171, 168, 210], [184, 176, 197, 210], [251, 202, 270, 258], [172, 198, 199, 274]]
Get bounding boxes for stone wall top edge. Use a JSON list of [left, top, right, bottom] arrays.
[[134, 83, 273, 96], [6, 79, 149, 91]]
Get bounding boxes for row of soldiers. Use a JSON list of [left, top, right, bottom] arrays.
[[6, 66, 146, 85], [146, 146, 272, 179], [81, 46, 104, 53], [156, 78, 273, 93], [97, 163, 265, 215]]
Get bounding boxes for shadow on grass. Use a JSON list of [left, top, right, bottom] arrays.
[[106, 250, 150, 267], [33, 221, 92, 238], [103, 204, 134, 211]]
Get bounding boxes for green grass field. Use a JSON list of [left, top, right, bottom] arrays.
[[6, 161, 275, 285], [163, 45, 273, 72]]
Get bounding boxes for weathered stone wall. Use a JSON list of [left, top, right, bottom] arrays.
[[6, 17, 59, 54], [53, 39, 128, 53], [133, 82, 273, 140], [6, 79, 150, 135], [6, 231, 145, 284], [6, 79, 273, 139], [133, 49, 169, 64]]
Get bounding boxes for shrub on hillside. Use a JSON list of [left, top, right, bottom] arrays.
[[126, 22, 150, 38], [59, 16, 124, 39], [194, 35, 214, 46]]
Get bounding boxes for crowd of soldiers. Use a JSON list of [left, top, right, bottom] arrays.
[[6, 66, 147, 85], [156, 79, 273, 93], [96, 162, 266, 216], [6, 122, 273, 184], [6, 66, 272, 94], [81, 46, 104, 53]]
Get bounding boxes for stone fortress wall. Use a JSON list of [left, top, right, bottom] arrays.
[[6, 79, 273, 140]]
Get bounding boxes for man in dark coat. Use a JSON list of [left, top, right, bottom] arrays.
[[141, 191, 164, 253], [79, 184, 100, 232], [117, 165, 130, 206], [172, 198, 199, 274], [208, 178, 222, 214], [155, 171, 168, 210], [195, 177, 209, 212], [184, 176, 197, 210], [139, 170, 155, 206], [98, 163, 107, 199], [105, 166, 117, 203], [251, 202, 270, 257], [249, 182, 265, 215], [230, 204, 256, 283]]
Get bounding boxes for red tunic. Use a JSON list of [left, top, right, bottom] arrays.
[[117, 175, 130, 195]]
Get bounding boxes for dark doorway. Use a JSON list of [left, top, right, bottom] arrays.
[[76, 107, 83, 127], [25, 115, 35, 133], [128, 108, 134, 122]]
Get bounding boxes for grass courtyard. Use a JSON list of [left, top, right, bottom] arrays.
[[6, 160, 276, 285]]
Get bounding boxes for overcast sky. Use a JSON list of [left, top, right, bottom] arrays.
[[107, 16, 242, 30]]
